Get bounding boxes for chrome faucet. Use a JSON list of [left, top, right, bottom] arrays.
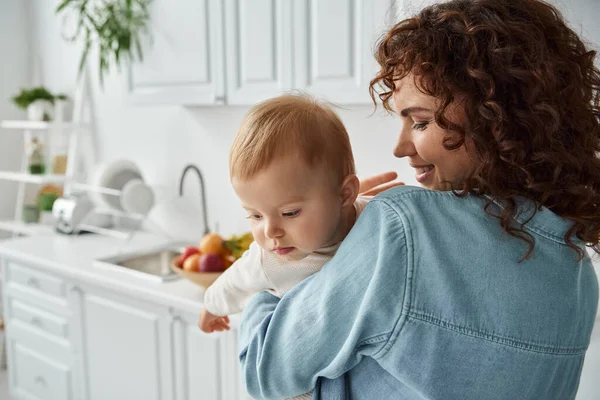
[[179, 164, 210, 236]]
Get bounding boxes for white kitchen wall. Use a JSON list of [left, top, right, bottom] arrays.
[[0, 0, 30, 237]]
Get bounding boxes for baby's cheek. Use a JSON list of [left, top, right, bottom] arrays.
[[298, 219, 328, 247], [250, 227, 264, 246]]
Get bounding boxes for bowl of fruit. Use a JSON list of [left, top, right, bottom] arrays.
[[171, 232, 253, 289]]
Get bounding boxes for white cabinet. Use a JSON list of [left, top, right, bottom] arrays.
[[2, 258, 251, 399], [223, 0, 293, 105], [73, 287, 170, 400], [219, 328, 254, 400], [73, 289, 250, 400], [223, 0, 392, 104], [73, 286, 247, 400], [293, 0, 393, 103], [170, 311, 223, 400], [130, 0, 393, 105], [11, 342, 73, 400], [3, 261, 79, 400], [128, 0, 225, 105]]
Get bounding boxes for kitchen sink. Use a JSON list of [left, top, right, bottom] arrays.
[[94, 243, 188, 283]]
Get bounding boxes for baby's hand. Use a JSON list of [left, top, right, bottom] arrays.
[[198, 308, 230, 333]]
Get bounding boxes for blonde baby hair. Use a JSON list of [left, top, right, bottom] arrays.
[[229, 94, 355, 185]]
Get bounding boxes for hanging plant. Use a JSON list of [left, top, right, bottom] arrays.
[[56, 0, 151, 84]]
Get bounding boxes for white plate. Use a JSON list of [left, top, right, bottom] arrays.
[[88, 160, 143, 211], [120, 179, 155, 215]]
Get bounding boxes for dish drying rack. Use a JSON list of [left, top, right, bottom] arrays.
[[62, 163, 210, 246], [63, 181, 172, 242]]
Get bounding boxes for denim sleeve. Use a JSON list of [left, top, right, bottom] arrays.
[[239, 199, 409, 400]]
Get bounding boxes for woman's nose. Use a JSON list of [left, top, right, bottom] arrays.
[[393, 123, 416, 158], [264, 220, 283, 239]]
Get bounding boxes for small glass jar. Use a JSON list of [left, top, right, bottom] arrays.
[[28, 137, 46, 175], [22, 204, 40, 224], [51, 132, 69, 175]]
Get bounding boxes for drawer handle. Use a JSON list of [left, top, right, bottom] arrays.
[[27, 278, 40, 288], [31, 317, 43, 329], [34, 375, 46, 387]]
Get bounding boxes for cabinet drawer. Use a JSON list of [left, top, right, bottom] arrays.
[[12, 341, 72, 400], [10, 300, 69, 339], [8, 262, 67, 299]]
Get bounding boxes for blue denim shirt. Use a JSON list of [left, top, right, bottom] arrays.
[[239, 186, 599, 400]]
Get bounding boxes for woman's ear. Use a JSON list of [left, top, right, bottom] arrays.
[[340, 174, 360, 208]]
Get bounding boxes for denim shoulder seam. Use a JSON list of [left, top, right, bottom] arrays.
[[409, 311, 589, 355], [370, 197, 414, 360], [380, 188, 573, 245], [516, 222, 568, 245], [482, 195, 577, 245]]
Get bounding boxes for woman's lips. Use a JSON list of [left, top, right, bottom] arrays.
[[273, 247, 295, 256], [415, 165, 435, 183]]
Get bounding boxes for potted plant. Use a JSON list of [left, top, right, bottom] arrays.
[[56, 0, 151, 84], [11, 87, 70, 121], [11, 87, 53, 121]]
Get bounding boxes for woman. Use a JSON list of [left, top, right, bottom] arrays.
[[238, 0, 600, 398]]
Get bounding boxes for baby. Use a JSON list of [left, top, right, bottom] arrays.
[[199, 94, 369, 399]]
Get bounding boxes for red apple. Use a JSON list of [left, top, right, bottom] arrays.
[[199, 253, 225, 272], [181, 246, 200, 263]]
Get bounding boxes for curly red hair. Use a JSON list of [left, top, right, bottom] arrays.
[[370, 0, 600, 259]]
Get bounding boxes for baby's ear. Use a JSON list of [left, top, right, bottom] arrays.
[[340, 174, 359, 208]]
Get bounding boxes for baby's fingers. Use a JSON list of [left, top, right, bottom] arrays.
[[217, 319, 231, 330], [212, 323, 230, 332]]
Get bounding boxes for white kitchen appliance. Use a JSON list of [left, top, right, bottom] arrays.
[[52, 195, 94, 234]]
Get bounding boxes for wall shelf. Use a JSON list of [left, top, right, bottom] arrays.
[[0, 171, 66, 184], [0, 120, 80, 130], [0, 66, 95, 238], [0, 220, 55, 236]]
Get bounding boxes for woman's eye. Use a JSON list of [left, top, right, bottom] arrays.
[[282, 210, 301, 218], [412, 121, 429, 131], [246, 214, 262, 221]]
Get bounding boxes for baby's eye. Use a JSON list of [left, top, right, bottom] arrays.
[[246, 214, 262, 221], [282, 210, 301, 218]]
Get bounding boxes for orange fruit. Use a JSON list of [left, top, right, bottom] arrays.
[[199, 233, 224, 254], [183, 254, 201, 272]]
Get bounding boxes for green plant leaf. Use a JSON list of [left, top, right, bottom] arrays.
[[56, 0, 151, 85], [55, 0, 73, 13]]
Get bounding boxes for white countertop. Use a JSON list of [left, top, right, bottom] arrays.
[[0, 231, 208, 316]]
